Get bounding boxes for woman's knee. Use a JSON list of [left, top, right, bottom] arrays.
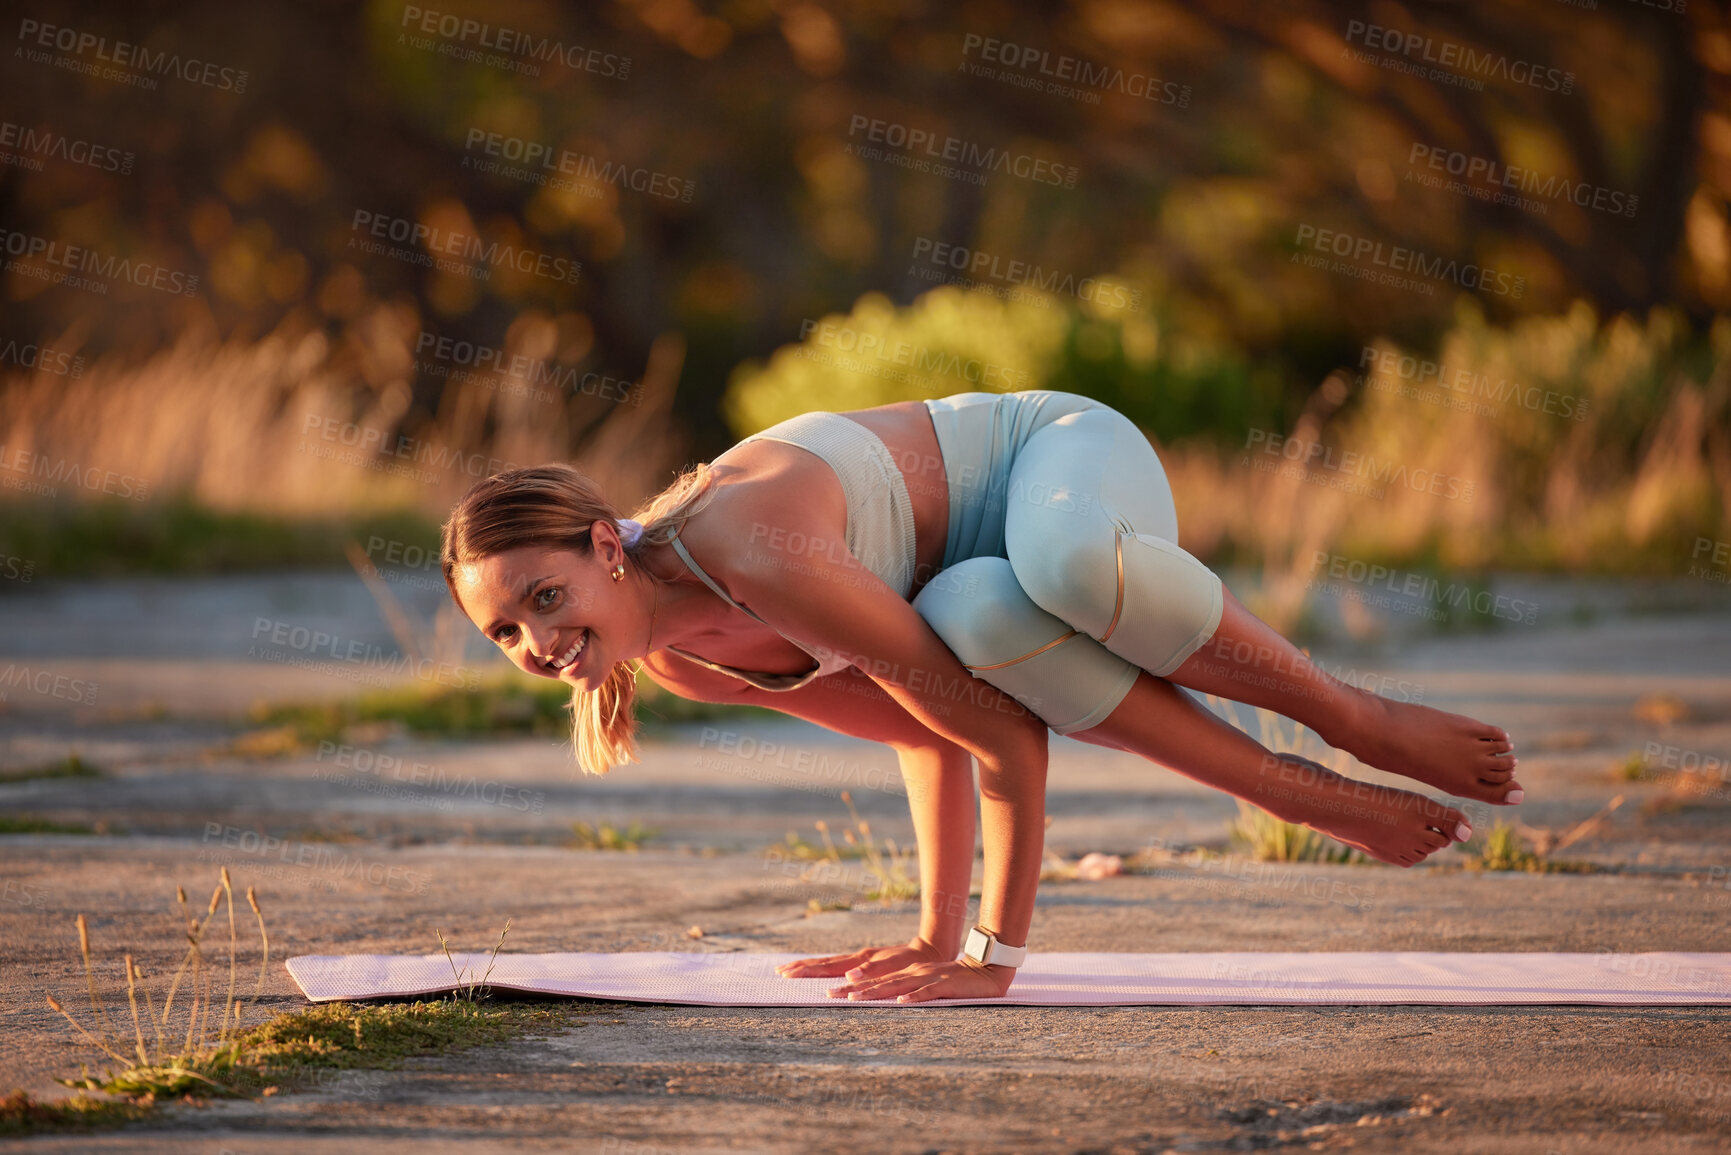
[[1004, 521, 1118, 625], [911, 557, 1036, 666], [998, 408, 1125, 621], [912, 555, 1138, 735]]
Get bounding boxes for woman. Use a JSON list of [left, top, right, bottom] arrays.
[[440, 389, 1520, 1004]]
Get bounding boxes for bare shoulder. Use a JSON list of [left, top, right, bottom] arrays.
[[679, 438, 849, 585]]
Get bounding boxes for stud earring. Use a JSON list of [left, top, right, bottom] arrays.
[[610, 563, 626, 582]]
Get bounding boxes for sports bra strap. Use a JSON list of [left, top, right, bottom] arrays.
[[666, 527, 767, 625], [661, 526, 829, 692]]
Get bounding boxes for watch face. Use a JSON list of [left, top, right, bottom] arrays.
[[964, 927, 991, 963]]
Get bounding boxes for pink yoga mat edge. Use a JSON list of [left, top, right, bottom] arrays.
[[284, 950, 1731, 1008]]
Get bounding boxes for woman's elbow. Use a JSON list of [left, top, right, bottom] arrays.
[[966, 705, 1048, 770]]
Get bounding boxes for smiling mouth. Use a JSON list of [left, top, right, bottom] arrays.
[[545, 629, 589, 672]]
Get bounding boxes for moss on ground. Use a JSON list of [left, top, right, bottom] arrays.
[[17, 997, 590, 1135], [0, 756, 103, 785], [0, 1090, 152, 1136], [242, 669, 769, 752], [0, 498, 441, 578], [0, 817, 104, 835]]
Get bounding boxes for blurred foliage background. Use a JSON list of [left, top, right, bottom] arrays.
[[1, 0, 1728, 602]]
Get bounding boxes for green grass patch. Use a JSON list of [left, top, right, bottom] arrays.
[[1229, 802, 1369, 865], [29, 879, 586, 1138], [0, 1090, 151, 1136], [1471, 821, 1543, 872], [1460, 821, 1599, 874], [236, 998, 580, 1074], [0, 816, 103, 835], [248, 675, 575, 748], [62, 998, 583, 1099], [774, 829, 867, 862], [28, 998, 588, 1135], [0, 755, 102, 784], [570, 820, 657, 850], [0, 497, 442, 578], [242, 668, 769, 754]]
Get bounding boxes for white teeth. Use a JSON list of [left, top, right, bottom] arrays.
[[550, 630, 587, 669]]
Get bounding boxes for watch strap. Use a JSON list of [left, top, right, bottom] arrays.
[[963, 925, 1027, 968]]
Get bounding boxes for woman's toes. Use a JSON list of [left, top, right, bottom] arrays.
[[1429, 803, 1467, 831]]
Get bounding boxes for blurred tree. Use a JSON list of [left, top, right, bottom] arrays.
[[0, 0, 1724, 457]]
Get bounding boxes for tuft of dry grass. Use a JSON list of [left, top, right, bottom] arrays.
[[48, 870, 270, 1099], [29, 888, 574, 1138], [436, 920, 513, 1003], [778, 793, 919, 903], [1173, 305, 1731, 633], [836, 791, 919, 902], [1460, 796, 1621, 874], [0, 312, 686, 520]]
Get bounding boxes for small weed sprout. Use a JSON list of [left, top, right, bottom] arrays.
[[781, 793, 918, 902], [436, 920, 513, 1003], [571, 820, 656, 851]]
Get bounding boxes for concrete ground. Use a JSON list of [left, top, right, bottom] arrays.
[[1, 573, 1729, 1153]]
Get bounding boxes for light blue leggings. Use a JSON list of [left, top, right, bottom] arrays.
[[910, 393, 1223, 735]]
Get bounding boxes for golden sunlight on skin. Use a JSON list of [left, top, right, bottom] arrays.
[[451, 534, 647, 692]]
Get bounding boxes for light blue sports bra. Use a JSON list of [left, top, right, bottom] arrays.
[[659, 410, 919, 693]]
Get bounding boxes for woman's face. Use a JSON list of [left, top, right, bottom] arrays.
[[452, 533, 633, 690]]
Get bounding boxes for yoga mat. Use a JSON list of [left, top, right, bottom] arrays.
[[286, 951, 1731, 1007]]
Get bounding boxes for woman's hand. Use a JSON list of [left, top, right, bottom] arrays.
[[825, 959, 1015, 1003], [774, 937, 946, 982]]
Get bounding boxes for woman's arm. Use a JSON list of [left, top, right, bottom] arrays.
[[680, 493, 1052, 998], [899, 741, 978, 955], [640, 650, 983, 973]]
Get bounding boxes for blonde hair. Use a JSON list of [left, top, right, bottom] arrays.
[[440, 462, 720, 776]]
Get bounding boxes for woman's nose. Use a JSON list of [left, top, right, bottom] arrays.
[[521, 621, 557, 660]]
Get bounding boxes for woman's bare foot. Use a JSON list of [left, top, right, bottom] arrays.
[[1165, 591, 1521, 807], [1323, 689, 1522, 806], [1251, 754, 1473, 867]]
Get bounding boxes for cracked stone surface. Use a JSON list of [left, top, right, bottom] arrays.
[[1, 576, 1728, 1152]]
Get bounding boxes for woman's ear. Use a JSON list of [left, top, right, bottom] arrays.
[[589, 519, 622, 567]]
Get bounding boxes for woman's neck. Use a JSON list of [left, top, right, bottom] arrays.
[[635, 539, 730, 654]]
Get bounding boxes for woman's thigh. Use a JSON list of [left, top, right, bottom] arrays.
[[910, 555, 1139, 737], [1004, 403, 1181, 544], [998, 403, 1222, 676]]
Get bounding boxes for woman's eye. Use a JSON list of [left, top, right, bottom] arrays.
[[493, 627, 516, 645], [534, 586, 560, 611]]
